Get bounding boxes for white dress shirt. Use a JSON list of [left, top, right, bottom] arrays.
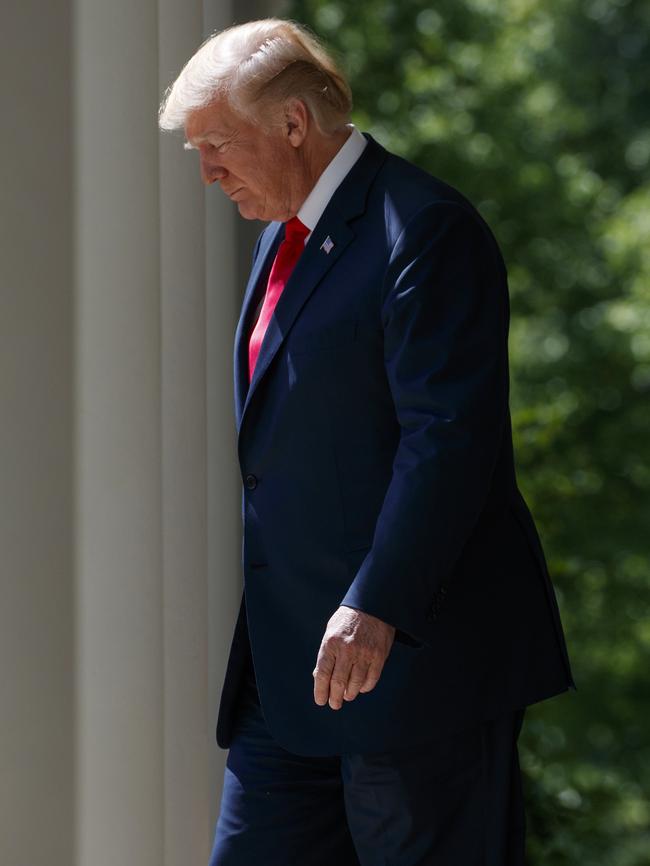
[[297, 124, 367, 244], [249, 126, 367, 331]]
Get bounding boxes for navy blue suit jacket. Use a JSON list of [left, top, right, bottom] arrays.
[[216, 133, 574, 757]]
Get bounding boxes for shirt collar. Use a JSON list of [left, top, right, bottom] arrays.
[[297, 125, 367, 242]]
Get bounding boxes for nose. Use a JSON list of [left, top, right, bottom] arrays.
[[199, 152, 228, 186]]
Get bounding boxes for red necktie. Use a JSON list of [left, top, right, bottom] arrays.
[[248, 216, 310, 383]]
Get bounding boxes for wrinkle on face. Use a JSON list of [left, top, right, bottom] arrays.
[[183, 98, 306, 221]]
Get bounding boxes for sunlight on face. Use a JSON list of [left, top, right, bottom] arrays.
[[184, 98, 297, 221]]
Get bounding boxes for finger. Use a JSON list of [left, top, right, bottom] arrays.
[[359, 657, 385, 694], [327, 653, 354, 710], [344, 662, 370, 701], [313, 647, 335, 706]]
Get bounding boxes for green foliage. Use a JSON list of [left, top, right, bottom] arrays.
[[284, 0, 650, 860]]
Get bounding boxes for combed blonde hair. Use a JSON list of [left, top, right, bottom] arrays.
[[158, 18, 352, 134]]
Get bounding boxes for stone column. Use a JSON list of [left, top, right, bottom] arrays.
[[74, 0, 240, 863], [160, 0, 240, 860], [202, 0, 244, 842], [2, 1, 244, 862], [73, 0, 165, 862], [0, 3, 75, 865]]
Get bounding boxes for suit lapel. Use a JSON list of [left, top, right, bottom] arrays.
[[241, 215, 355, 421], [233, 222, 283, 428], [235, 134, 388, 436]]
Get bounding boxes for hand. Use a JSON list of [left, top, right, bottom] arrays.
[[312, 606, 396, 710]]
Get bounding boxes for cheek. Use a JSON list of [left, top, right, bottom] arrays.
[[264, 159, 288, 199], [231, 161, 257, 191], [236, 150, 286, 207]]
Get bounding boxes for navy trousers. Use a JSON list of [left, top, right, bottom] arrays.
[[210, 647, 527, 866]]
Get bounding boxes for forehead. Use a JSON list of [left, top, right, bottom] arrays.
[[185, 98, 250, 144]]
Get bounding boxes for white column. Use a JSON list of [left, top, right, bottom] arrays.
[[75, 0, 240, 861], [2, 1, 241, 862], [74, 0, 165, 863], [159, 0, 238, 862], [202, 0, 244, 839], [0, 3, 75, 865]]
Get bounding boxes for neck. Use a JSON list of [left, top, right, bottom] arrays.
[[290, 125, 352, 216], [308, 126, 352, 181]]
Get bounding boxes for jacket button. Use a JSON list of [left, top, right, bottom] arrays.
[[245, 473, 258, 490]]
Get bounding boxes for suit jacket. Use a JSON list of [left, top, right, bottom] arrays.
[[216, 133, 575, 757]]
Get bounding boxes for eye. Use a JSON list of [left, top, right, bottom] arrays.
[[207, 139, 230, 154]]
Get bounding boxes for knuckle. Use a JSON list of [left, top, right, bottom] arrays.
[[323, 636, 341, 654], [316, 651, 335, 669]]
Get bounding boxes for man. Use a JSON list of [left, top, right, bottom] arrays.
[[159, 18, 574, 866]]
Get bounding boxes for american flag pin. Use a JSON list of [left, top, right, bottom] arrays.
[[320, 236, 334, 254]]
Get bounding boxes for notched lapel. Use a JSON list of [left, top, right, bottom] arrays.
[[242, 216, 354, 421], [235, 134, 389, 436], [234, 223, 283, 428]]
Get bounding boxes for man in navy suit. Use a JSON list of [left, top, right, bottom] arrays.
[[160, 17, 574, 865]]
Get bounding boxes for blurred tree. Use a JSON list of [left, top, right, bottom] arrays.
[[284, 0, 650, 861]]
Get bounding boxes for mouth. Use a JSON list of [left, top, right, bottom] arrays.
[[226, 187, 244, 199]]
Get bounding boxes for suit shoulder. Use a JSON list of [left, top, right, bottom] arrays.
[[373, 149, 500, 252]]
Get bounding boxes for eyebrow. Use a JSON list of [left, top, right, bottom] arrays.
[[184, 124, 233, 151]]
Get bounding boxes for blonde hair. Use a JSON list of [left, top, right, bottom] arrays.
[[158, 19, 352, 135]]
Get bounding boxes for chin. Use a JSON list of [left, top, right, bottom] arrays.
[[237, 199, 285, 222], [237, 202, 263, 220]]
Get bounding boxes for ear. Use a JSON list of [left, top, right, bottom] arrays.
[[284, 98, 309, 148]]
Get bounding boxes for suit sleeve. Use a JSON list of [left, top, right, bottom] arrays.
[[339, 200, 510, 648]]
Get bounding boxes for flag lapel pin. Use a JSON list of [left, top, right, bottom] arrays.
[[320, 236, 334, 254]]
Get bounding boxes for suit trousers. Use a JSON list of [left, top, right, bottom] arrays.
[[209, 647, 527, 866]]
